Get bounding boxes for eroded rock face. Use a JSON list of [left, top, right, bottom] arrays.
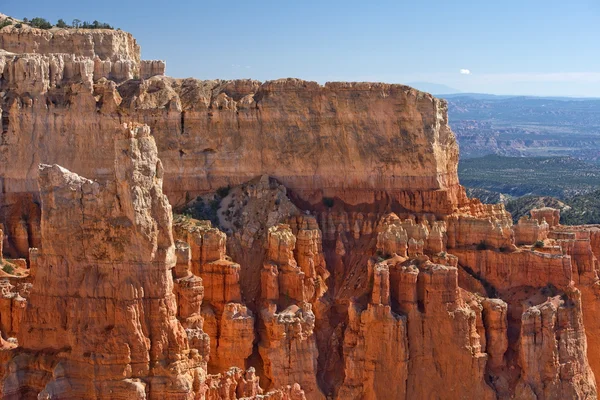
[[531, 207, 561, 227], [338, 256, 496, 400], [0, 22, 469, 258], [0, 124, 204, 399], [0, 279, 27, 342], [0, 123, 306, 399], [514, 216, 549, 245], [1, 20, 600, 400], [173, 218, 254, 374], [258, 224, 325, 400], [516, 288, 596, 400]]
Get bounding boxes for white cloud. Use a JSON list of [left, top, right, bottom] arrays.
[[460, 69, 471, 75]]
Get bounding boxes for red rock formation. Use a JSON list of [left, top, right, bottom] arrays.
[[531, 207, 561, 227], [481, 298, 508, 370], [0, 279, 27, 341], [546, 223, 600, 388], [1, 20, 600, 400], [339, 254, 496, 399], [516, 287, 596, 399], [447, 209, 514, 250], [513, 216, 549, 245], [173, 218, 254, 374], [0, 122, 307, 399], [337, 261, 408, 400], [0, 23, 469, 259], [453, 248, 572, 291], [0, 124, 205, 399], [258, 224, 325, 400]]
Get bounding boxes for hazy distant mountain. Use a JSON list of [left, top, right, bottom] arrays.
[[441, 93, 600, 101], [447, 95, 600, 160], [407, 82, 461, 95], [440, 93, 518, 100]]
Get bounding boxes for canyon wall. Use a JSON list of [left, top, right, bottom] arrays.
[[1, 21, 600, 400], [0, 24, 467, 257]]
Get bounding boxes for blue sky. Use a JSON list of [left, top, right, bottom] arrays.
[[3, 0, 600, 96]]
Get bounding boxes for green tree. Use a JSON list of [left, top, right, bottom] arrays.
[[72, 18, 81, 28], [2, 264, 15, 275], [56, 19, 68, 28], [29, 17, 52, 29]]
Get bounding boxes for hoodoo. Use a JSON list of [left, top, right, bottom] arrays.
[[0, 15, 599, 400]]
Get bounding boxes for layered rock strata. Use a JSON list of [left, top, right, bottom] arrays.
[[0, 124, 305, 400], [173, 218, 255, 373], [0, 25, 468, 258], [1, 124, 205, 399], [258, 223, 326, 399], [1, 20, 600, 400]]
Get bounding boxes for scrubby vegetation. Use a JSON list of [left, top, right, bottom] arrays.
[[181, 197, 220, 227], [459, 155, 600, 199], [461, 155, 600, 226], [28, 17, 52, 29], [465, 188, 511, 205], [179, 186, 232, 227], [71, 20, 114, 29], [0, 19, 13, 29], [503, 192, 600, 226], [505, 196, 567, 223], [6, 16, 114, 30], [2, 263, 15, 275], [560, 189, 600, 225], [216, 185, 231, 198]]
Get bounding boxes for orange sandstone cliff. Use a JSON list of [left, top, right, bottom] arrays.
[[0, 19, 599, 400]]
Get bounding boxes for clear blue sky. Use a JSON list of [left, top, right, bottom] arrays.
[[3, 0, 600, 96]]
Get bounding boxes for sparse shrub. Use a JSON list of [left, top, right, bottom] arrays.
[[216, 185, 231, 198], [323, 197, 334, 208], [2, 264, 15, 275], [29, 17, 52, 29], [540, 283, 558, 297], [533, 240, 544, 248], [0, 20, 13, 29], [18, 17, 114, 30], [375, 250, 390, 262], [14, 23, 22, 28], [80, 20, 114, 29], [476, 241, 488, 250]]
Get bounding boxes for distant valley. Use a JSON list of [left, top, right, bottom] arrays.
[[442, 94, 600, 161], [442, 92, 600, 224], [458, 155, 600, 224]]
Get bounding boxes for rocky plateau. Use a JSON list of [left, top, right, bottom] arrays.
[[1, 17, 600, 400]]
